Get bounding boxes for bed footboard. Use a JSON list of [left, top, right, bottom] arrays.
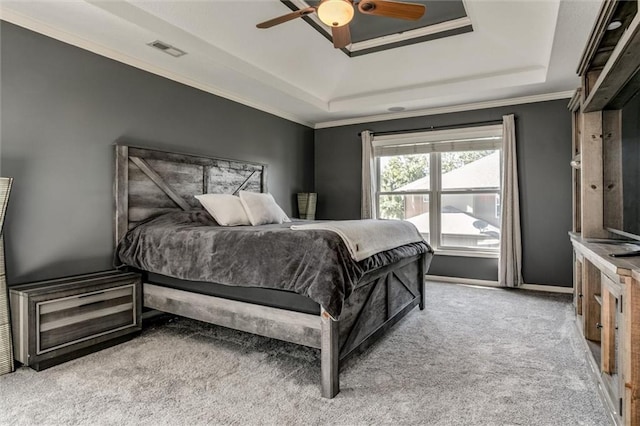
[[339, 253, 426, 362], [320, 252, 426, 398]]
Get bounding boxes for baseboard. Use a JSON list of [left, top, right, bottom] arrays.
[[425, 275, 573, 294], [519, 283, 573, 294]]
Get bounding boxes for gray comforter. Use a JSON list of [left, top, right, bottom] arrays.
[[116, 211, 432, 318]]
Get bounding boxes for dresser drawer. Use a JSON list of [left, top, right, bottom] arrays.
[[10, 270, 141, 370]]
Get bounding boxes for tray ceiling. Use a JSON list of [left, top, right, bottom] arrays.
[[282, 0, 472, 56], [0, 1, 601, 128]]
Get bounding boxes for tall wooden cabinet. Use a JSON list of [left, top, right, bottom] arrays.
[[570, 1, 640, 425]]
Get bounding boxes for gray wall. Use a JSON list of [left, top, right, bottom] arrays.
[[315, 100, 574, 286], [0, 22, 314, 284], [0, 22, 574, 287]]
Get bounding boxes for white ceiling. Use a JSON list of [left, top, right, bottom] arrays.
[[0, 0, 602, 128]]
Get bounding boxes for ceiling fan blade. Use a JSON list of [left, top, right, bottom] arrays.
[[357, 0, 425, 20], [256, 7, 316, 29], [332, 24, 351, 49]]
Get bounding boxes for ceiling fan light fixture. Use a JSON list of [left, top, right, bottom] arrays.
[[607, 20, 622, 31], [317, 0, 355, 27]]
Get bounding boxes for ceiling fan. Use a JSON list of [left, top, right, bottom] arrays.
[[256, 0, 426, 49]]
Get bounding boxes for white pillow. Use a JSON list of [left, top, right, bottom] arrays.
[[238, 191, 291, 226], [194, 194, 250, 226]]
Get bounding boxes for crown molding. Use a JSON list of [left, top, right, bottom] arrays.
[[0, 8, 315, 128], [349, 17, 472, 53], [314, 91, 575, 129]]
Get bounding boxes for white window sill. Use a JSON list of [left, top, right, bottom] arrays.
[[433, 249, 499, 259]]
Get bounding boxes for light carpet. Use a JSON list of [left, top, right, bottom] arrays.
[[0, 282, 609, 425]]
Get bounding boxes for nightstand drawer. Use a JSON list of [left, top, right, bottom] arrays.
[[10, 270, 141, 370], [37, 284, 136, 354]]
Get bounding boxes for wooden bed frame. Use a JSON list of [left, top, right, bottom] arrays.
[[114, 144, 427, 398]]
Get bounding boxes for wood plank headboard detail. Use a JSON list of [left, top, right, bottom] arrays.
[[114, 145, 267, 246]]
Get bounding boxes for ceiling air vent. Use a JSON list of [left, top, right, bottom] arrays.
[[148, 40, 187, 58]]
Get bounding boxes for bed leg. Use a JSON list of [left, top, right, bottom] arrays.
[[419, 253, 426, 311], [320, 308, 339, 398]]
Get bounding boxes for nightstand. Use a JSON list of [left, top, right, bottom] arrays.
[[10, 270, 141, 370]]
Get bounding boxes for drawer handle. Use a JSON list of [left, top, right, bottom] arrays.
[[78, 291, 104, 298], [596, 323, 603, 329]]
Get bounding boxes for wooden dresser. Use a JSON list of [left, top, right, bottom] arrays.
[[10, 270, 141, 370], [571, 234, 640, 424]]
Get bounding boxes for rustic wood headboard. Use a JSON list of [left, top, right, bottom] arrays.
[[114, 145, 267, 246]]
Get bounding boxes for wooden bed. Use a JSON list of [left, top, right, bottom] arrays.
[[114, 144, 428, 398]]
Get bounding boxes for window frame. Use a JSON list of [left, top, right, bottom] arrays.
[[373, 125, 503, 257]]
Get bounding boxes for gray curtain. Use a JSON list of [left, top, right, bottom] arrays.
[[498, 115, 523, 287], [0, 177, 14, 375], [361, 130, 377, 219]]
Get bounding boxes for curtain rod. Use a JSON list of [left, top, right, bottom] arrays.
[[357, 118, 508, 138]]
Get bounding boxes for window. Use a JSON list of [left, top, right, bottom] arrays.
[[374, 125, 502, 255]]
